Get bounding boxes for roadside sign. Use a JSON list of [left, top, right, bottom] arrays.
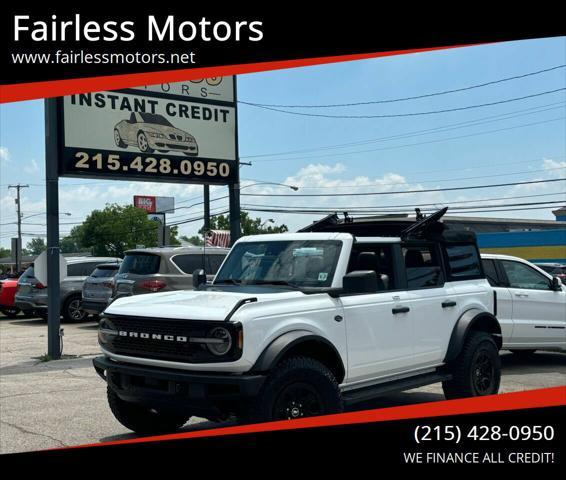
[[33, 251, 67, 285], [133, 195, 175, 213], [56, 77, 237, 184]]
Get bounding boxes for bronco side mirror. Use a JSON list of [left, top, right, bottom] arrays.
[[551, 276, 562, 291], [192, 269, 207, 289], [342, 270, 379, 295]]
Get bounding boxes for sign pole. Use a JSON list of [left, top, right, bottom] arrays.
[[203, 185, 211, 231], [229, 76, 242, 245], [45, 99, 61, 360]]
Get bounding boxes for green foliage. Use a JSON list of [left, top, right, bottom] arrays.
[[58, 204, 181, 256], [23, 237, 46, 256], [199, 212, 288, 236], [69, 204, 161, 257], [0, 247, 10, 258], [180, 234, 204, 246]]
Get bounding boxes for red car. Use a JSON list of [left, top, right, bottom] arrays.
[[0, 278, 20, 317]]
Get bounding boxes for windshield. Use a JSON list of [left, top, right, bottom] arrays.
[[214, 240, 342, 288], [139, 113, 173, 127]]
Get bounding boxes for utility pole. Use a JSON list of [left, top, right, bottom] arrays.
[[8, 184, 29, 272], [203, 185, 211, 231]]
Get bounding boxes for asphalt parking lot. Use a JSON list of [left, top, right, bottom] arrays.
[[1, 313, 565, 455]]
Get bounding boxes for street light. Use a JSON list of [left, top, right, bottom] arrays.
[[241, 181, 299, 191], [173, 182, 299, 213], [22, 212, 72, 220]]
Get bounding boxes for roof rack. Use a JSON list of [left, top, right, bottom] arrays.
[[297, 207, 476, 244]]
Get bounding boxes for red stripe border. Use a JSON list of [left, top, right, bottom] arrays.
[[0, 44, 475, 104], [60, 386, 565, 451]]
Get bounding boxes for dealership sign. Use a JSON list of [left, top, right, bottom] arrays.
[[56, 76, 237, 184], [133, 195, 175, 213]]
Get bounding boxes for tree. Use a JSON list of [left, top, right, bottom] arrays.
[[72, 204, 163, 257], [23, 237, 46, 256], [60, 232, 84, 254], [180, 234, 204, 246], [0, 247, 10, 259], [199, 212, 288, 236]]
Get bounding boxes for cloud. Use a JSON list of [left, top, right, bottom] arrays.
[[0, 146, 10, 163], [24, 159, 40, 175]]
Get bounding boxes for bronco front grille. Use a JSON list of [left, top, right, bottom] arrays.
[[100, 315, 242, 363]]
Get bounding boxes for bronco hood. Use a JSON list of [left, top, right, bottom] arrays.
[[104, 289, 304, 321]]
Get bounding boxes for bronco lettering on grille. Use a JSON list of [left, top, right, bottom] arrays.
[[118, 331, 188, 342]]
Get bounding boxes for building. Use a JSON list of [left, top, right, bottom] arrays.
[[442, 213, 566, 263]]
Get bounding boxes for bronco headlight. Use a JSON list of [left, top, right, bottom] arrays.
[[98, 317, 117, 345], [206, 327, 232, 356]]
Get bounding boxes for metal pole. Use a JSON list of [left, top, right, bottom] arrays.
[[8, 184, 28, 272], [229, 75, 242, 246], [229, 183, 240, 245], [203, 185, 211, 231], [45, 99, 61, 360]]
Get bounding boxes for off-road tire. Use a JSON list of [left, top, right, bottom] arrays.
[[443, 331, 500, 399], [246, 356, 343, 423], [62, 295, 87, 323], [107, 386, 189, 435]]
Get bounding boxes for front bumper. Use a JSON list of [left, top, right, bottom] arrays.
[[149, 138, 198, 153], [93, 356, 265, 416]]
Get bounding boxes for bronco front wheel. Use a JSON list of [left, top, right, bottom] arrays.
[[107, 387, 190, 435], [248, 356, 343, 422]]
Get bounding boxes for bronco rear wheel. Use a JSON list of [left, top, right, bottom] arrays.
[[107, 387, 190, 435], [443, 331, 501, 399]]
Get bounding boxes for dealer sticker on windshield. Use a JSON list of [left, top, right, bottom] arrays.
[[318, 272, 328, 282]]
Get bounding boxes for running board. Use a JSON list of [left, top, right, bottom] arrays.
[[342, 372, 452, 406]]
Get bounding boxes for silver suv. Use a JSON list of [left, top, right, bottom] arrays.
[[111, 246, 229, 302], [82, 263, 122, 315], [15, 256, 120, 322]]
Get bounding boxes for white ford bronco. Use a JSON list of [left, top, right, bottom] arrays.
[[94, 208, 502, 434]]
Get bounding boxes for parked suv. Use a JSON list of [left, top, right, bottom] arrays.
[[481, 254, 565, 355], [94, 209, 502, 434], [16, 257, 120, 322], [82, 263, 122, 315], [111, 246, 229, 302]]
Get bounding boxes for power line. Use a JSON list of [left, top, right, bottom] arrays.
[[251, 117, 566, 162], [242, 88, 566, 119], [241, 65, 566, 108], [165, 168, 566, 222], [242, 102, 565, 159], [277, 166, 566, 189], [242, 199, 565, 214], [241, 191, 566, 211], [240, 177, 566, 197], [242, 205, 565, 216]]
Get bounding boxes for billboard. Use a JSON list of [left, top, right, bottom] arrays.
[[133, 195, 175, 213], [56, 77, 237, 184]]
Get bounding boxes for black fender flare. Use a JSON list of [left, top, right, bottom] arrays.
[[251, 330, 345, 381], [444, 308, 502, 363]]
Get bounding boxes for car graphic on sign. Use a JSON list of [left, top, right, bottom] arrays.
[[114, 113, 198, 156]]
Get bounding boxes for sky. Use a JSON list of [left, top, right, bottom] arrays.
[[1, 37, 565, 249]]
